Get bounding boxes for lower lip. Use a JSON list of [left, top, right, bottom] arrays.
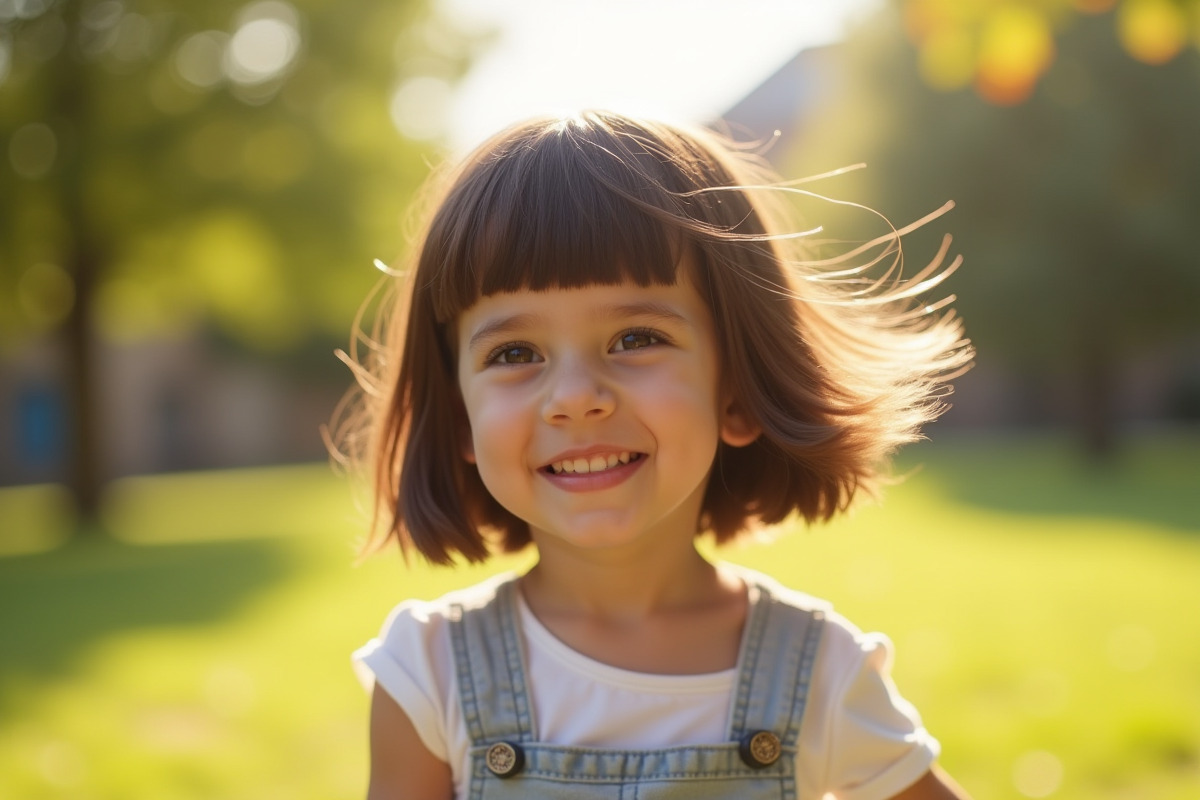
[[541, 457, 644, 493]]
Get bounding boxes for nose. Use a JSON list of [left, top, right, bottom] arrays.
[[542, 356, 615, 423]]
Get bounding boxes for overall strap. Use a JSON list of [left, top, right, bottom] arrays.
[[448, 577, 536, 746], [727, 577, 826, 748]]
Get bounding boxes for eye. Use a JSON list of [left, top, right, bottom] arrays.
[[612, 328, 662, 352], [486, 343, 540, 365]]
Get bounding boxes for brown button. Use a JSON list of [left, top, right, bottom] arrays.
[[485, 741, 525, 778], [739, 730, 782, 768]]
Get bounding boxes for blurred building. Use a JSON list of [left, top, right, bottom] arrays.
[[1, 334, 341, 486]]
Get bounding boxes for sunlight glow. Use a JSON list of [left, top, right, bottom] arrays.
[[390, 75, 454, 141], [226, 2, 301, 85], [440, 0, 881, 152]]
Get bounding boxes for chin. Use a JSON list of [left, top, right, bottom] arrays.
[[535, 519, 647, 551]]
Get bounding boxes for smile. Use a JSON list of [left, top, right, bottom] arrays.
[[544, 452, 643, 475]]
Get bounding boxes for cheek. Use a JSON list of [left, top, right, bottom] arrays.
[[638, 368, 722, 442], [463, 387, 530, 461]]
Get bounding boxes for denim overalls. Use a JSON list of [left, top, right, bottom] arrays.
[[448, 574, 826, 799]]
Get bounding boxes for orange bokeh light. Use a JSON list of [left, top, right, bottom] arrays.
[[974, 7, 1056, 105]]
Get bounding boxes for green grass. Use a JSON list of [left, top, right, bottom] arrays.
[[1, 433, 1198, 799]]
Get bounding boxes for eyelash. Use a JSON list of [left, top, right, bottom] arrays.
[[612, 327, 666, 351], [481, 327, 669, 367], [483, 341, 539, 366]]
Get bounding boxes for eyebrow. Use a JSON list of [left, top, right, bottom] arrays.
[[466, 312, 540, 353], [465, 300, 690, 352]]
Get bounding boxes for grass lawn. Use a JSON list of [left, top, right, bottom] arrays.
[[1, 432, 1197, 799]]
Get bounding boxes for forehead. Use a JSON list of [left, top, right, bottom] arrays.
[[457, 257, 713, 349]]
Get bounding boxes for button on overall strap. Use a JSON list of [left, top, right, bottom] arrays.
[[727, 579, 825, 750], [449, 578, 536, 746], [449, 574, 824, 750]]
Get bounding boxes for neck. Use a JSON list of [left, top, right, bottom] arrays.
[[517, 535, 750, 675], [520, 536, 729, 620]]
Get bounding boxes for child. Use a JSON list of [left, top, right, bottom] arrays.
[[335, 110, 974, 799]]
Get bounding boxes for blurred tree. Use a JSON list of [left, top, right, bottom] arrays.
[[789, 3, 1200, 455], [901, 0, 1200, 104], [0, 0, 473, 524]]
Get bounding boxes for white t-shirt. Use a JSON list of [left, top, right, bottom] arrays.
[[354, 569, 938, 800]]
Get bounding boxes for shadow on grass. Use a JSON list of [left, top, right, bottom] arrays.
[[0, 532, 295, 709], [903, 431, 1200, 535]]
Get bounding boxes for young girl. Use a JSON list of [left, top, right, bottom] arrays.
[[336, 110, 974, 799]]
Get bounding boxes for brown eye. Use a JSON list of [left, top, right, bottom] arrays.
[[613, 330, 659, 352], [490, 345, 538, 364]]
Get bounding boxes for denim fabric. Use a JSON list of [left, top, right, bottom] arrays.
[[449, 575, 825, 800]]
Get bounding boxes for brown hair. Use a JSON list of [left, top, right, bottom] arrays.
[[329, 110, 972, 565]]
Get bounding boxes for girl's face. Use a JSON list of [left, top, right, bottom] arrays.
[[455, 266, 757, 555]]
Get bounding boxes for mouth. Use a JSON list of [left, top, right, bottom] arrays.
[[543, 451, 643, 476]]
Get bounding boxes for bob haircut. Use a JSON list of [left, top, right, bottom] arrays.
[[331, 110, 972, 565]]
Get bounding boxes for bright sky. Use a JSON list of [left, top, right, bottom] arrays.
[[436, 0, 881, 153]]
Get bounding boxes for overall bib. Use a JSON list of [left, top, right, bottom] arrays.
[[448, 575, 825, 800]]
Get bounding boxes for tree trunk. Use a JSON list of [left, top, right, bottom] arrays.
[[62, 246, 102, 523], [56, 2, 105, 527]]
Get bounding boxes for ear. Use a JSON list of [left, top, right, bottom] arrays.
[[718, 394, 760, 448]]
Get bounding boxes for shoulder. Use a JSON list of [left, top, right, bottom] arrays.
[[374, 571, 515, 634], [352, 572, 517, 769], [357, 571, 517, 666], [352, 572, 518, 703]]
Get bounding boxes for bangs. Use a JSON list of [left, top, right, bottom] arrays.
[[422, 117, 701, 324]]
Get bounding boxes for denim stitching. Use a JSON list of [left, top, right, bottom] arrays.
[[783, 611, 824, 748], [450, 603, 486, 745], [729, 581, 768, 737], [497, 582, 536, 742]]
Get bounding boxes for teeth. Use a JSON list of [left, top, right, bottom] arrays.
[[548, 452, 635, 475]]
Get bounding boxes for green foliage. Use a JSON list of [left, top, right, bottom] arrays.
[[787, 6, 1200, 448], [0, 0, 471, 350], [1, 435, 1198, 799], [794, 7, 1200, 363]]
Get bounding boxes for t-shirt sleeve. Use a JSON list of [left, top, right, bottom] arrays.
[[803, 614, 940, 800], [352, 600, 453, 763]]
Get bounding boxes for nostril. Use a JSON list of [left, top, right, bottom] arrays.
[[542, 384, 616, 422]]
